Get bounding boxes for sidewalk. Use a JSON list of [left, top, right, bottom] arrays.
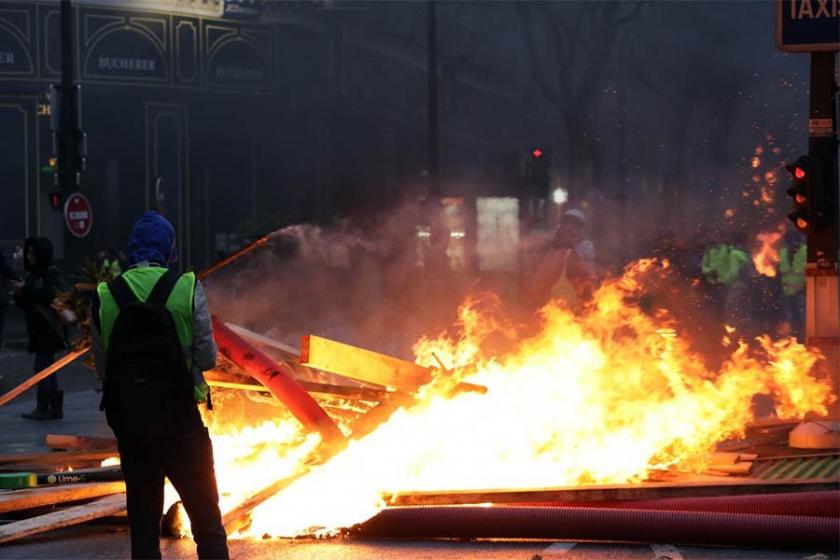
[[0, 348, 112, 455]]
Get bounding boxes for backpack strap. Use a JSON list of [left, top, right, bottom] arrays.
[[107, 276, 138, 311], [146, 269, 181, 306]]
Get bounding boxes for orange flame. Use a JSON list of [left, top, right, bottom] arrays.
[[197, 260, 832, 538], [753, 224, 786, 277]]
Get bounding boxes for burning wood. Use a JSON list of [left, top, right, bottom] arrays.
[[211, 318, 345, 446], [300, 335, 431, 391], [300, 334, 486, 394], [384, 478, 840, 507], [196, 260, 834, 539]]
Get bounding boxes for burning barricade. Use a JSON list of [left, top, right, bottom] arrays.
[[0, 250, 837, 549]]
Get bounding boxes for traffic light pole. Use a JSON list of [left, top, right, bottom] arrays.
[[805, 51, 839, 419], [58, 0, 78, 195]]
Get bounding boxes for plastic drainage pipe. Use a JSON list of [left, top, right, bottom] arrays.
[[355, 505, 839, 548], [508, 490, 840, 518], [212, 317, 344, 445]]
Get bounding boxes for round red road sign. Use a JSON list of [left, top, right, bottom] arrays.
[[63, 193, 93, 238]]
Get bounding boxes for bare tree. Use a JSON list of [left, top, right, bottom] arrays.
[[516, 1, 644, 198]]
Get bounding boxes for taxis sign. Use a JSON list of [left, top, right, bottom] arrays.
[[776, 0, 840, 52]]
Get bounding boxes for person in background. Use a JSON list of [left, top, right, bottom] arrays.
[[531, 209, 595, 310], [0, 249, 21, 349], [14, 238, 67, 420], [779, 233, 806, 340], [701, 232, 753, 334], [91, 211, 228, 559], [96, 246, 125, 279]]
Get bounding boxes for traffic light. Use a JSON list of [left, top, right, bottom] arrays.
[[49, 191, 62, 210], [48, 83, 85, 187], [785, 155, 822, 234], [529, 148, 549, 189]]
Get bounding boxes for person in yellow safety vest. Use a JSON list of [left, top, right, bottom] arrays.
[[532, 209, 594, 310], [90, 211, 228, 559], [779, 244, 807, 296], [779, 242, 806, 339], [96, 248, 124, 280], [701, 238, 753, 334], [701, 243, 749, 285]]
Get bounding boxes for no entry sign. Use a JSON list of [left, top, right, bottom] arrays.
[[64, 193, 92, 238]]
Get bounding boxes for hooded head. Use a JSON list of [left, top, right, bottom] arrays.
[[127, 211, 176, 266], [23, 237, 54, 273], [553, 209, 586, 249]]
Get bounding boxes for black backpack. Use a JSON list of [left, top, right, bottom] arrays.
[[100, 269, 201, 438]]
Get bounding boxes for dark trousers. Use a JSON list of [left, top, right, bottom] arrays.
[[117, 427, 229, 560], [34, 352, 57, 393]]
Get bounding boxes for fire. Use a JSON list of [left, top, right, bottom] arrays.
[[100, 456, 120, 467], [753, 223, 786, 277], [203, 260, 832, 539]]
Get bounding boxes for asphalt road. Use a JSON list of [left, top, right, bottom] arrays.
[[0, 344, 836, 560], [0, 526, 836, 560]]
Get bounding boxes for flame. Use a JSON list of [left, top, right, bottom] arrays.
[[203, 260, 832, 538], [100, 456, 120, 467], [753, 224, 786, 277]]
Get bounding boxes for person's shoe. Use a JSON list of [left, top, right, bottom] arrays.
[[48, 390, 63, 420], [22, 391, 51, 421]]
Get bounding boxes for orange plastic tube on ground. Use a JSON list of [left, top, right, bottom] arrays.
[[212, 317, 344, 445]]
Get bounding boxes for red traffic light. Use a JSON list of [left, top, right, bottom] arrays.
[[49, 192, 62, 209], [794, 167, 806, 180], [532, 149, 543, 158]]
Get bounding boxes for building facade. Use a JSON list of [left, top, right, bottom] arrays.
[[0, 0, 526, 269]]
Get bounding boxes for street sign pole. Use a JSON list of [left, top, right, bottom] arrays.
[[805, 51, 839, 419], [776, 0, 839, 418]]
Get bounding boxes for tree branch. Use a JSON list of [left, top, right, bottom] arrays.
[[516, 2, 566, 108]]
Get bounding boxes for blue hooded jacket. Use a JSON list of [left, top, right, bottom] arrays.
[[127, 211, 175, 266]]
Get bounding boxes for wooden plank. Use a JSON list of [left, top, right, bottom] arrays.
[[45, 434, 117, 452], [0, 349, 89, 407], [222, 469, 310, 535], [0, 493, 126, 544], [385, 478, 840, 507], [206, 379, 271, 393], [224, 323, 300, 360], [0, 450, 116, 467], [0, 481, 125, 514], [205, 370, 389, 401], [301, 335, 432, 392]]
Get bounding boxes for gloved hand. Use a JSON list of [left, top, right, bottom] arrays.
[[194, 381, 210, 404]]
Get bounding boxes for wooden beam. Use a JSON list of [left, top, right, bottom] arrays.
[[0, 481, 125, 514], [206, 369, 390, 401], [0, 493, 126, 544], [224, 323, 300, 360], [206, 379, 271, 393], [45, 434, 117, 452], [385, 478, 840, 507], [0, 450, 117, 467], [0, 349, 89, 407], [300, 335, 431, 391], [222, 468, 310, 535]]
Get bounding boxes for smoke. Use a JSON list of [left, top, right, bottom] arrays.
[[204, 200, 477, 360]]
